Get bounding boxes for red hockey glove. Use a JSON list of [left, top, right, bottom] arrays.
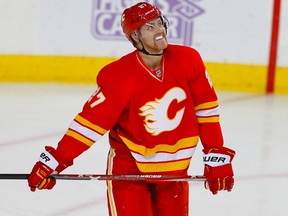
[[28, 146, 72, 192], [203, 147, 235, 195]]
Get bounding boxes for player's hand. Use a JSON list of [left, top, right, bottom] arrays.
[[203, 147, 235, 195], [28, 161, 56, 191], [28, 146, 72, 192]]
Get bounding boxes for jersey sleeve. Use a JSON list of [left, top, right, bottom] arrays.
[[56, 62, 135, 162], [187, 49, 224, 149]]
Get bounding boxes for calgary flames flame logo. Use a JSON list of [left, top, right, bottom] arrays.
[[139, 87, 186, 136]]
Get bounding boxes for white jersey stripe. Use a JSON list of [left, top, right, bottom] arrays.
[[69, 120, 102, 142], [196, 106, 220, 117], [131, 147, 196, 163]]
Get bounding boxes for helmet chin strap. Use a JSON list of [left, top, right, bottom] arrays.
[[137, 40, 164, 56]]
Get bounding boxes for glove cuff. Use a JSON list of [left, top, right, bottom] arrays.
[[203, 146, 235, 167], [39, 150, 59, 170], [38, 146, 73, 173]]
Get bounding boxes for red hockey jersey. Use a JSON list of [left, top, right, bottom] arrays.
[[56, 44, 223, 174]]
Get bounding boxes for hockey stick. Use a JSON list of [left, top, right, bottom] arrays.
[[0, 174, 206, 182]]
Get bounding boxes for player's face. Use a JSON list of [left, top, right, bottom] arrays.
[[139, 17, 168, 54]]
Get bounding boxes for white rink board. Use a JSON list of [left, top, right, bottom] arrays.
[[0, 0, 287, 65]]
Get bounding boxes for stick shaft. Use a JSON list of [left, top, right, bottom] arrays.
[[0, 174, 206, 181]]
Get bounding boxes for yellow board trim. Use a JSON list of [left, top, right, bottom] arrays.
[[206, 62, 268, 93], [0, 54, 117, 84], [119, 136, 199, 157], [1, 55, 287, 94], [275, 66, 288, 94]]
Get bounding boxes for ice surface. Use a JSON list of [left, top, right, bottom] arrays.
[[0, 83, 287, 216]]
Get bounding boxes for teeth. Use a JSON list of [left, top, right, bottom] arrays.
[[155, 35, 163, 41]]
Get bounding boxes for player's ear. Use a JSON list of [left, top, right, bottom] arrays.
[[131, 30, 140, 42]]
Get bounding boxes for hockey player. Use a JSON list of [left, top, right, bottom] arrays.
[[28, 2, 235, 216]]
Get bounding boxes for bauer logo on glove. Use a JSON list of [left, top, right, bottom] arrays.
[[203, 153, 231, 167], [40, 152, 51, 163]]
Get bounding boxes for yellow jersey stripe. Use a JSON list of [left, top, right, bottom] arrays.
[[119, 136, 199, 157], [106, 148, 118, 216], [75, 115, 107, 135], [195, 101, 218, 110], [197, 116, 220, 123], [66, 129, 95, 147], [136, 159, 191, 173]]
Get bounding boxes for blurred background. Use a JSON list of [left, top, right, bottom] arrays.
[[0, 1, 287, 216]]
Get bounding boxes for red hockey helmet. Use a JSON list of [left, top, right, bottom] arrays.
[[121, 2, 162, 37]]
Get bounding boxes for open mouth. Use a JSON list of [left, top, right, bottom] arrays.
[[155, 35, 163, 41]]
